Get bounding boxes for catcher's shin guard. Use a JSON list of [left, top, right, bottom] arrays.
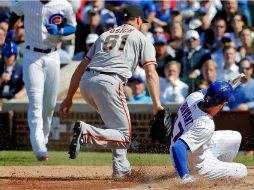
[[69, 121, 83, 159]]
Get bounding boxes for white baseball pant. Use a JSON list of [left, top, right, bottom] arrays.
[[23, 48, 60, 156]]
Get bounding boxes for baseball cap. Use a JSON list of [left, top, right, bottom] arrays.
[[197, 7, 209, 15], [88, 7, 99, 16], [86, 33, 99, 44], [2, 41, 18, 58], [153, 36, 167, 44], [129, 75, 145, 83], [122, 5, 149, 23], [221, 33, 233, 43], [185, 30, 200, 41]]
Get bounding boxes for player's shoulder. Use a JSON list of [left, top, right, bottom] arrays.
[[186, 90, 204, 105]]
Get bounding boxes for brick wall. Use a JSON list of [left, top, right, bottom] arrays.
[[3, 102, 254, 152]]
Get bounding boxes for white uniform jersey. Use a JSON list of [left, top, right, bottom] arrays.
[[85, 24, 157, 79], [170, 90, 248, 179], [171, 90, 215, 152], [11, 0, 76, 49]]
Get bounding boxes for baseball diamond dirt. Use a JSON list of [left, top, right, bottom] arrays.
[[1, 166, 254, 190]]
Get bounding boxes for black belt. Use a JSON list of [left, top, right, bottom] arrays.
[[26, 46, 57, 53], [86, 68, 116, 75]]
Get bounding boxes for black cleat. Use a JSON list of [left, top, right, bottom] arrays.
[[68, 121, 83, 159]]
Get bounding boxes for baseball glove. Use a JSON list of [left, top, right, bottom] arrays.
[[149, 109, 173, 143]]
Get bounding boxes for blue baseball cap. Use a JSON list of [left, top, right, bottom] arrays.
[[129, 75, 145, 83], [2, 41, 18, 58], [197, 7, 209, 15], [221, 33, 233, 43], [153, 36, 167, 45]]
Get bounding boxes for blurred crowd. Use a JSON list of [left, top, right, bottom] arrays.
[[0, 0, 254, 111]]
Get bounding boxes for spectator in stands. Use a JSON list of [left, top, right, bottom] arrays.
[[208, 17, 227, 52], [160, 60, 189, 103], [215, 0, 239, 32], [153, 1, 172, 28], [177, 0, 200, 25], [217, 46, 239, 81], [169, 9, 183, 24], [0, 26, 6, 63], [141, 23, 154, 44], [227, 58, 254, 111], [196, 7, 214, 49], [212, 33, 236, 72], [128, 75, 152, 104], [237, 0, 251, 26], [181, 29, 211, 79], [0, 20, 9, 32], [105, 1, 155, 26], [103, 18, 116, 32], [230, 13, 247, 48], [167, 22, 184, 60], [73, 33, 99, 61], [238, 26, 254, 62], [75, 7, 103, 54], [82, 0, 116, 28], [195, 59, 218, 90], [0, 42, 25, 110], [13, 18, 24, 63], [153, 35, 173, 77], [199, 0, 220, 21]]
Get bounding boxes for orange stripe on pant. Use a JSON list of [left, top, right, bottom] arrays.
[[83, 81, 131, 143]]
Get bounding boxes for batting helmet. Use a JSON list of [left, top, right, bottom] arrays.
[[2, 41, 18, 58], [204, 81, 235, 106]]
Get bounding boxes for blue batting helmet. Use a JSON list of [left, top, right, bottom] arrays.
[[2, 41, 18, 58], [204, 81, 235, 106]]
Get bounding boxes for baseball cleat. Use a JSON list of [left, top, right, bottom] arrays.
[[68, 121, 83, 159], [36, 153, 49, 161]]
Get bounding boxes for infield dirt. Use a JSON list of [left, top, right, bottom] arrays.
[[0, 166, 254, 190]]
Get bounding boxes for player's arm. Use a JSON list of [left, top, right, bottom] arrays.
[[171, 139, 190, 178], [144, 64, 164, 114], [59, 57, 89, 116]]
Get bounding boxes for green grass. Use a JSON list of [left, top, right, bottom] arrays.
[[0, 151, 253, 166]]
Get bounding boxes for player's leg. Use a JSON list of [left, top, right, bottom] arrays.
[[79, 72, 131, 177], [22, 50, 47, 160], [112, 149, 131, 179], [197, 149, 247, 179], [209, 130, 241, 162], [79, 72, 131, 148], [42, 52, 60, 144]]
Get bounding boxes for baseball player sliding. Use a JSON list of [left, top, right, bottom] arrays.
[[60, 5, 164, 179], [6, 0, 76, 161], [170, 74, 248, 183]]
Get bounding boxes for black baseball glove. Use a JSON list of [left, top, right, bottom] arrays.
[[149, 109, 173, 143]]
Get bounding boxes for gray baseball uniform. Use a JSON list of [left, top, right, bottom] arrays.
[[79, 24, 157, 177], [11, 0, 76, 160]]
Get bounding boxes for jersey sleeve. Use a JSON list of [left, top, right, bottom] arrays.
[[10, 1, 24, 16], [85, 43, 96, 61], [64, 1, 77, 27], [140, 37, 157, 68]]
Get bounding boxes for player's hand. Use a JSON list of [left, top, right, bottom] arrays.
[[45, 24, 59, 35], [180, 174, 195, 184], [153, 104, 164, 114], [60, 98, 73, 116]]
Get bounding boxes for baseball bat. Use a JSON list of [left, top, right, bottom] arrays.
[[228, 73, 246, 89]]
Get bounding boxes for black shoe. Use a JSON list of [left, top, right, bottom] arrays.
[[69, 121, 83, 159]]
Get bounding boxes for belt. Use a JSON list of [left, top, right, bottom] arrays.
[[26, 46, 57, 53], [86, 68, 116, 75], [86, 68, 127, 85]]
